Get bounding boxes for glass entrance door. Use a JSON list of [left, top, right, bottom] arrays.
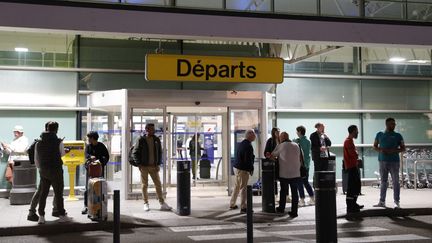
[[168, 110, 226, 186]]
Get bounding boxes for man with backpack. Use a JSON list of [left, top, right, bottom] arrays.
[[131, 123, 171, 212], [82, 131, 110, 214]]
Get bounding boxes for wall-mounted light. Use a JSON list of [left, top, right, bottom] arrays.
[[14, 47, 28, 52], [389, 57, 406, 62], [408, 59, 430, 64]]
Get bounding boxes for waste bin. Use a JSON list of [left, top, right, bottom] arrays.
[[199, 157, 211, 179], [10, 159, 37, 205], [314, 171, 337, 243], [261, 159, 275, 213], [177, 160, 191, 216]]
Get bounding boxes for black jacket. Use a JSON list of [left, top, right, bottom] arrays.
[[310, 131, 331, 161], [132, 135, 162, 166], [264, 137, 278, 156], [85, 142, 110, 175], [233, 139, 255, 172], [37, 132, 63, 170]]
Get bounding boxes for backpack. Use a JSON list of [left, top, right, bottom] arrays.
[[26, 139, 40, 164], [128, 145, 139, 167]]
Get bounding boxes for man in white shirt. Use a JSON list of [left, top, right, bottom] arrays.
[[269, 132, 301, 218], [2, 125, 29, 183]]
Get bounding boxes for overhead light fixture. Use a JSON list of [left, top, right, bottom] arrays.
[[408, 59, 430, 64], [15, 47, 28, 52], [389, 57, 406, 62]]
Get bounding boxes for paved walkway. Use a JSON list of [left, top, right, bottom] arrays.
[[0, 186, 431, 236]]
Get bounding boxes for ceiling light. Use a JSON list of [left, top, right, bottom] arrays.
[[15, 47, 28, 52], [408, 59, 430, 64], [389, 57, 406, 62]]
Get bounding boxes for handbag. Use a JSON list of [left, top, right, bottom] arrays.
[[299, 148, 307, 178], [5, 163, 13, 183]]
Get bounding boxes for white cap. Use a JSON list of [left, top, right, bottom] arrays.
[[13, 125, 24, 133]]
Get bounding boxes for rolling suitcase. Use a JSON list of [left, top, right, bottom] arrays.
[[88, 177, 108, 221]]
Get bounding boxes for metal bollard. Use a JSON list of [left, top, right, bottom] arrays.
[[177, 160, 191, 216], [114, 190, 120, 243], [261, 159, 275, 213], [314, 171, 337, 243], [247, 185, 253, 243]]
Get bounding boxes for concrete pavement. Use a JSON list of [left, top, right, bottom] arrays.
[[0, 186, 431, 237]]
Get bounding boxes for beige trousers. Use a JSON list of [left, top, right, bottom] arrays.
[[230, 168, 250, 209], [139, 165, 164, 204]]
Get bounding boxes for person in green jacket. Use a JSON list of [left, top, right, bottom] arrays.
[[294, 126, 315, 206]]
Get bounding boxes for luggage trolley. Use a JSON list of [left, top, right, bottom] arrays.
[[414, 159, 432, 190]]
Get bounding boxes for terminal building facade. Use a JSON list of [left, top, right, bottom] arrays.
[[0, 0, 431, 200]]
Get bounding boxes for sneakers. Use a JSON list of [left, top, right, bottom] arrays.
[[286, 196, 292, 203], [160, 202, 172, 211], [81, 207, 88, 215], [52, 211, 67, 217], [240, 208, 247, 214], [143, 203, 150, 211], [38, 215, 45, 225], [27, 212, 39, 222], [275, 207, 284, 214], [374, 201, 386, 207], [394, 202, 401, 209], [308, 197, 315, 205], [58, 215, 72, 223], [299, 198, 305, 207]]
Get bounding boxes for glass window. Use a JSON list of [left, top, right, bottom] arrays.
[[0, 31, 74, 68], [124, 0, 168, 6], [363, 113, 432, 144], [361, 79, 430, 110], [277, 78, 361, 109], [365, 1, 405, 20], [226, 0, 272, 12], [176, 0, 223, 9], [321, 0, 360, 17], [274, 0, 317, 15]]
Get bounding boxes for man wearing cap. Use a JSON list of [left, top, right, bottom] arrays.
[[2, 125, 29, 183]]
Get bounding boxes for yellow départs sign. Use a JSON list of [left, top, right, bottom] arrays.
[[145, 54, 284, 83]]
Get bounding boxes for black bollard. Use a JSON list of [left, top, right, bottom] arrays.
[[261, 159, 275, 213], [247, 185, 253, 243], [113, 190, 120, 243], [177, 160, 191, 216], [314, 171, 337, 243]]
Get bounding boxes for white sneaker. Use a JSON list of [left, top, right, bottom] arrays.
[[160, 202, 172, 211], [308, 196, 315, 205], [58, 215, 72, 223], [38, 215, 45, 225], [299, 198, 305, 207], [286, 196, 292, 203], [374, 201, 386, 207], [394, 202, 401, 209], [143, 203, 150, 212]]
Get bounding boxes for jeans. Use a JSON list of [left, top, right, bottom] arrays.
[[29, 180, 57, 214], [278, 177, 300, 215], [298, 171, 314, 199], [379, 161, 400, 203]]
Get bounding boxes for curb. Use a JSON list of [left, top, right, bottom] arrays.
[[337, 207, 432, 218]]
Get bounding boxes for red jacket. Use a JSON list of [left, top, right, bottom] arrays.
[[343, 137, 358, 169]]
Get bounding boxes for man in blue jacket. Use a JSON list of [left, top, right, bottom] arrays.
[[229, 129, 256, 213]]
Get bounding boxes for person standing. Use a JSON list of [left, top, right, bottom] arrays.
[[132, 123, 171, 212], [270, 132, 301, 218], [2, 125, 29, 184], [189, 133, 203, 180], [343, 125, 364, 213], [310, 123, 332, 172], [264, 127, 280, 197], [294, 126, 314, 207], [36, 121, 70, 224], [230, 129, 256, 213], [82, 131, 110, 214], [373, 118, 405, 209]]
